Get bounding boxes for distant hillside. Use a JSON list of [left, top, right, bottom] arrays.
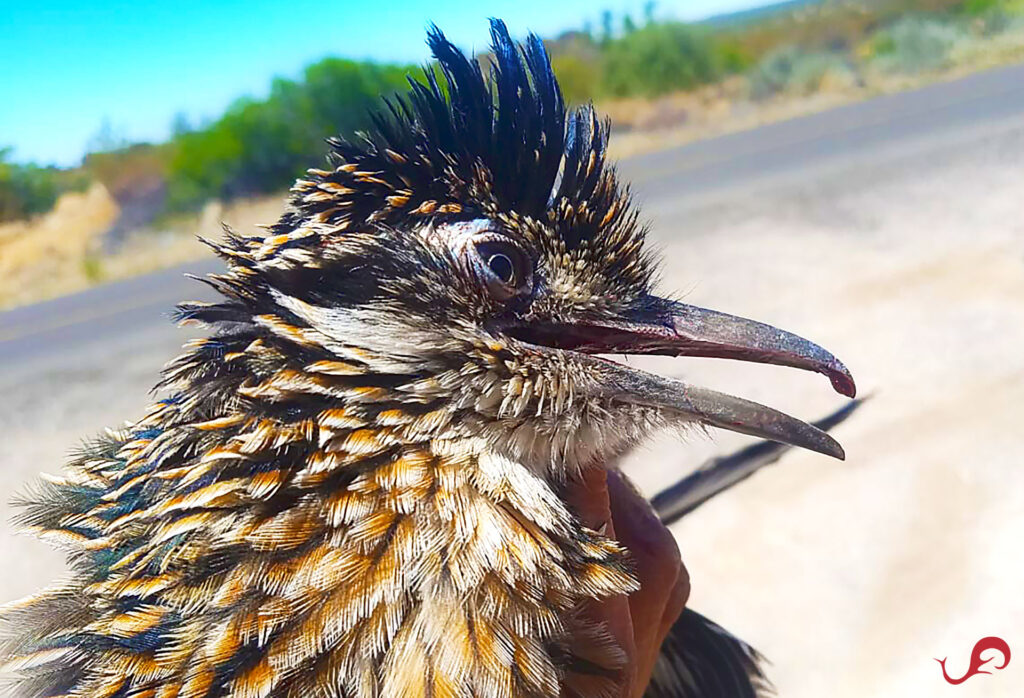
[[701, 0, 824, 28]]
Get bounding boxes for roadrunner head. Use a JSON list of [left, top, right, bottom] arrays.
[[1, 20, 855, 698], [182, 20, 854, 477]]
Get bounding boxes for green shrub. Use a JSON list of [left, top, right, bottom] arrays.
[[600, 22, 723, 97], [961, 0, 1003, 15], [0, 148, 90, 222], [713, 38, 756, 74], [959, 0, 1024, 34], [165, 59, 417, 212], [551, 54, 602, 104], [749, 46, 855, 98], [869, 16, 967, 74]]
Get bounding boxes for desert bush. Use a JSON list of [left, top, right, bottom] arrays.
[[165, 59, 417, 212], [868, 16, 967, 73], [600, 22, 723, 97], [749, 46, 856, 98], [551, 54, 602, 104], [960, 0, 1003, 15], [0, 148, 90, 222], [959, 0, 1024, 33], [712, 37, 757, 74]]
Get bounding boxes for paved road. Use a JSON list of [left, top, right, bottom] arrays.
[[626, 61, 1024, 203], [2, 62, 1024, 698]]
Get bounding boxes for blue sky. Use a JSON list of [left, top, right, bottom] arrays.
[[1, 0, 767, 166]]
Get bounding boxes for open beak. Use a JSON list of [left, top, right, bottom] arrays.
[[509, 298, 856, 460]]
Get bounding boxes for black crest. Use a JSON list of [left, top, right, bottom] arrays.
[[286, 19, 624, 250]]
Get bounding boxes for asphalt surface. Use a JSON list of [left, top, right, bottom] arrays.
[[2, 62, 1024, 697], [626, 61, 1024, 203]]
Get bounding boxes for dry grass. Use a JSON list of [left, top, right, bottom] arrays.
[[0, 187, 285, 310], [93, 195, 285, 291], [0, 184, 119, 309]]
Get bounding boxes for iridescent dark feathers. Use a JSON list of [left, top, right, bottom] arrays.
[[285, 20, 627, 247]]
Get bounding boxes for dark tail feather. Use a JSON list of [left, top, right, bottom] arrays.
[[652, 399, 867, 525], [644, 609, 773, 698], [647, 399, 867, 696]]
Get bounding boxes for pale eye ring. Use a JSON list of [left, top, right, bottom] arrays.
[[485, 252, 514, 284], [466, 233, 531, 301]]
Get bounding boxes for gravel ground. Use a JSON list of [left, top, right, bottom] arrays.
[[2, 98, 1023, 696]]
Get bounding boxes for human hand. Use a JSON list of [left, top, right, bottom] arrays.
[[565, 469, 690, 697]]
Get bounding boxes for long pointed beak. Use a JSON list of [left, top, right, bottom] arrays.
[[598, 362, 847, 459], [509, 297, 856, 459], [622, 300, 855, 398]]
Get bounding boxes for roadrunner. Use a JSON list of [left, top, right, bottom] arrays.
[[1, 21, 856, 698]]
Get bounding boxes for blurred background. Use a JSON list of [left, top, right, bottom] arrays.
[[1, 1, 1022, 696]]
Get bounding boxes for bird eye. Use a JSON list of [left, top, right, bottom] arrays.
[[486, 252, 514, 284], [469, 236, 531, 301]]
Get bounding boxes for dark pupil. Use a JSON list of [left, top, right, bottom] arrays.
[[487, 253, 515, 283]]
